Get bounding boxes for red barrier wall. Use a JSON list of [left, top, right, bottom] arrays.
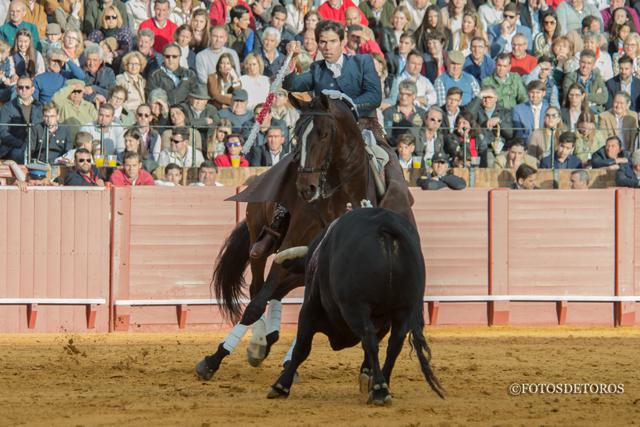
[[1, 187, 639, 332], [0, 188, 110, 332]]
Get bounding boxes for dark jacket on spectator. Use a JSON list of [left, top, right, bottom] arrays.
[[240, 117, 289, 146], [616, 164, 640, 187], [146, 66, 198, 105], [590, 146, 630, 169], [83, 0, 129, 34], [378, 27, 398, 55], [539, 153, 583, 169], [417, 170, 467, 190], [82, 65, 116, 102], [0, 98, 43, 159], [248, 143, 291, 166], [605, 75, 640, 111], [31, 124, 74, 164], [183, 103, 220, 140], [63, 166, 104, 186]]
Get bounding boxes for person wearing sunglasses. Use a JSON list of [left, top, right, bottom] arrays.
[[214, 133, 249, 167], [147, 42, 198, 106], [52, 78, 98, 130], [0, 76, 43, 163], [157, 126, 205, 168], [487, 3, 532, 57], [63, 148, 105, 186], [86, 5, 133, 63]]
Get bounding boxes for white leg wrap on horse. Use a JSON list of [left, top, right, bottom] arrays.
[[222, 323, 249, 353], [283, 337, 297, 364], [267, 300, 282, 334], [250, 315, 268, 346]]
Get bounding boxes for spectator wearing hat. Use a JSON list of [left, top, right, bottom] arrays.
[[157, 126, 205, 168], [0, 76, 43, 163], [33, 48, 85, 104], [219, 89, 253, 132], [512, 163, 538, 189], [82, 44, 116, 105], [512, 80, 549, 141], [183, 85, 221, 142], [23, 163, 54, 186], [0, 1, 41, 50], [110, 151, 155, 186], [41, 23, 63, 53], [416, 151, 466, 190], [147, 42, 198, 106], [31, 103, 73, 164], [616, 150, 640, 188], [139, 0, 176, 53], [387, 50, 436, 110], [52, 78, 98, 130], [539, 131, 583, 169], [63, 147, 104, 186], [382, 80, 426, 146], [481, 53, 528, 110], [434, 50, 480, 107]]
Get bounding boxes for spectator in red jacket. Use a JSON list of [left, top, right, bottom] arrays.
[[214, 133, 249, 167], [110, 151, 155, 186], [318, 0, 369, 26]]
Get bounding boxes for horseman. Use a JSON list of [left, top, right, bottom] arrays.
[[245, 19, 415, 259]]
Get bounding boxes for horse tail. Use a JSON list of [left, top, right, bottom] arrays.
[[212, 220, 251, 322], [409, 304, 446, 399]]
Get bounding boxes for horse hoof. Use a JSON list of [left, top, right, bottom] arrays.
[[367, 383, 392, 406], [195, 358, 215, 381], [266, 383, 290, 399], [359, 373, 371, 394], [247, 343, 267, 367]]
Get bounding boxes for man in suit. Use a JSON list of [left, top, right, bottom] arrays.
[[605, 55, 640, 111], [440, 87, 463, 136], [512, 80, 549, 140], [519, 0, 547, 35], [248, 126, 290, 166], [247, 19, 412, 259], [599, 92, 639, 152]]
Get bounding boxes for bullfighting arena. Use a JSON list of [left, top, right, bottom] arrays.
[[2, 328, 639, 425]]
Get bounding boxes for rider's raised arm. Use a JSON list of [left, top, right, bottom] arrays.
[[283, 65, 314, 93]]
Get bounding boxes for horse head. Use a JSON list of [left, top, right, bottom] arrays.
[[290, 93, 363, 203]]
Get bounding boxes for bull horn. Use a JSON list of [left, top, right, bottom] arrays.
[[274, 246, 309, 264]]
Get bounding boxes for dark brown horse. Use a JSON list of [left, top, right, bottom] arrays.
[[196, 94, 412, 380]]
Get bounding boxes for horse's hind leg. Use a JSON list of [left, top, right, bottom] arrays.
[[359, 320, 390, 394]]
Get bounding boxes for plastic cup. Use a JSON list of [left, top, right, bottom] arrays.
[[107, 155, 117, 167], [94, 155, 104, 167], [471, 156, 481, 167], [412, 156, 422, 169], [231, 155, 240, 167]]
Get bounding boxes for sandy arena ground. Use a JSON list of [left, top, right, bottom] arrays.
[[1, 328, 640, 426]]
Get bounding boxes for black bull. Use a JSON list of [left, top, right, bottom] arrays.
[[268, 208, 445, 404]]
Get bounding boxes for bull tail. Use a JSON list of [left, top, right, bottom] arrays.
[[212, 220, 251, 322], [409, 305, 446, 399]]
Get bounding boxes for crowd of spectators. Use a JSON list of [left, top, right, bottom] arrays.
[[0, 0, 638, 188]]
